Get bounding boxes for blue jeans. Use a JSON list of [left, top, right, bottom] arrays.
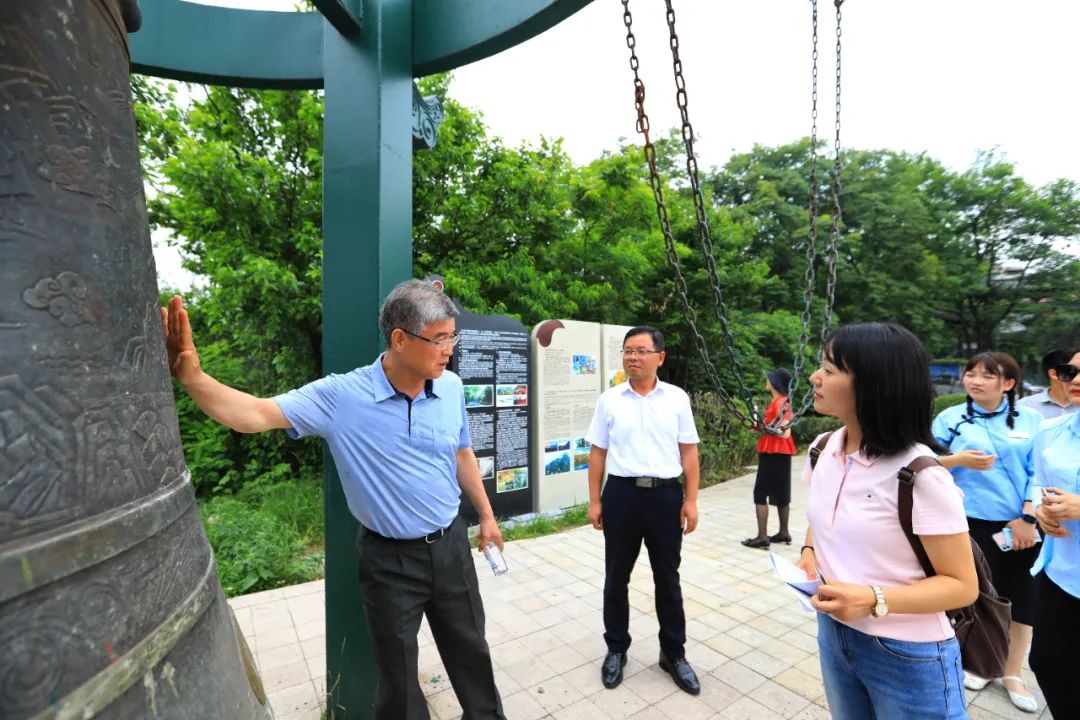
[[817, 613, 967, 720]]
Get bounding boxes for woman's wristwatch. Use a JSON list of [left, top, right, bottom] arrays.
[[870, 585, 889, 618], [1021, 513, 1037, 524]]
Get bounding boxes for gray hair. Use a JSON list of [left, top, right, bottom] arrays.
[[379, 279, 458, 346]]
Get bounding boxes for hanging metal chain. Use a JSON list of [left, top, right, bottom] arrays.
[[780, 0, 821, 427], [621, 0, 845, 433], [660, 0, 762, 426], [775, 0, 845, 430], [821, 0, 845, 348], [620, 0, 758, 427]]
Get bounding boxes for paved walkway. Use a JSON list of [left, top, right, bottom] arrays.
[[229, 456, 1052, 719]]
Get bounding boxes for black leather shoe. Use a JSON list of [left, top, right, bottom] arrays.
[[601, 652, 627, 689], [740, 536, 770, 549], [659, 652, 701, 695], [769, 532, 793, 544]]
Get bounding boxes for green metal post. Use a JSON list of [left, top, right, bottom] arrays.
[[321, 0, 413, 716]]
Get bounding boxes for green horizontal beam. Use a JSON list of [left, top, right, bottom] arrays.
[[130, 0, 325, 89], [413, 0, 594, 76], [312, 0, 363, 38]]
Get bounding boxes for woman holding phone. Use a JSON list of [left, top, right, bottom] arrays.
[[1029, 350, 1080, 717], [797, 323, 977, 719], [932, 351, 1043, 712]]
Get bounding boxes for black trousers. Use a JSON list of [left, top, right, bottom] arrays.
[[601, 477, 686, 659], [1030, 572, 1080, 718], [356, 517, 504, 720]]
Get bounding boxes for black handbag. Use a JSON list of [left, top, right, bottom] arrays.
[[897, 456, 1011, 680]]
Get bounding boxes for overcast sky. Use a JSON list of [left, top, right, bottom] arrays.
[[157, 0, 1080, 288]]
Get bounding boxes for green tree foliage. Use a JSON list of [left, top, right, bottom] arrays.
[[135, 78, 325, 496], [707, 142, 1080, 360]]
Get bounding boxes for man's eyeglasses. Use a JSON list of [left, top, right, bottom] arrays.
[[1054, 363, 1080, 382], [400, 328, 461, 350], [622, 349, 660, 358]]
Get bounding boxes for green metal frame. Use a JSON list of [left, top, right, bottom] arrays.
[[129, 1, 593, 716]]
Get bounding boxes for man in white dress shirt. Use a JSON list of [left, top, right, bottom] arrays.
[[585, 326, 702, 695]]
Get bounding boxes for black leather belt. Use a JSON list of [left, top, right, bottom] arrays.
[[363, 521, 454, 546], [610, 474, 681, 488]]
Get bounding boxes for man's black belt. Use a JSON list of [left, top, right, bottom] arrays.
[[363, 521, 454, 546], [610, 474, 681, 488]]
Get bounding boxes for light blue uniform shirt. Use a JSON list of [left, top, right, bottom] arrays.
[[1030, 413, 1080, 599], [274, 354, 470, 539], [932, 400, 1042, 521], [1017, 389, 1080, 420]]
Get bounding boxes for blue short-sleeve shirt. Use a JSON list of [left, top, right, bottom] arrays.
[[274, 354, 470, 539], [932, 400, 1041, 521], [1030, 413, 1080, 599]]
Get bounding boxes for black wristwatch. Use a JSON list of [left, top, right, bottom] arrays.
[[1021, 513, 1037, 525]]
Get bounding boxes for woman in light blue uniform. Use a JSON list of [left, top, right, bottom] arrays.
[[1029, 350, 1080, 718], [932, 351, 1043, 713]]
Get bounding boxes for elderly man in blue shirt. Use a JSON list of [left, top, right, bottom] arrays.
[[163, 279, 505, 720]]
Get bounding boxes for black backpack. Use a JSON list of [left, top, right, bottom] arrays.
[[808, 432, 1011, 679]]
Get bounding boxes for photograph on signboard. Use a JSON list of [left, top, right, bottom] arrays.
[[608, 369, 627, 387], [477, 455, 495, 480], [544, 450, 571, 476], [495, 384, 514, 407], [497, 466, 529, 493], [463, 384, 494, 408], [573, 450, 590, 471], [572, 354, 597, 375], [512, 383, 528, 406]]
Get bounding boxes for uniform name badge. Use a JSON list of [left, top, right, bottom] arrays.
[[1007, 430, 1031, 440]]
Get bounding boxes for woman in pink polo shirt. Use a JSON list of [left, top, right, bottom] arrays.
[[796, 323, 978, 719]]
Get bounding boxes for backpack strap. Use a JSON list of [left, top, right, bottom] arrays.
[[897, 456, 941, 578], [808, 431, 836, 470]]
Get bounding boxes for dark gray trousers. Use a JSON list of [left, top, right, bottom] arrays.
[[356, 517, 505, 720]]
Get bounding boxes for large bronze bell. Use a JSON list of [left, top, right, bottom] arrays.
[[0, 2, 273, 717]]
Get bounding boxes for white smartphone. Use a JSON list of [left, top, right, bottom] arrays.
[[991, 530, 1012, 552]]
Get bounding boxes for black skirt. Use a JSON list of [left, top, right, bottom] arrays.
[[753, 452, 792, 507], [967, 517, 1040, 626]]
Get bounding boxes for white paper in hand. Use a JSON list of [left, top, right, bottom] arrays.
[[769, 552, 822, 613]]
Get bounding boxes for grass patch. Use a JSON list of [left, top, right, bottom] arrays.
[[468, 503, 591, 545]]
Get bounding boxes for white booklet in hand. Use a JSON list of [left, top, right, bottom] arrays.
[[769, 552, 822, 613]]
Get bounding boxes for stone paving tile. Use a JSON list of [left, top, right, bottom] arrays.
[[259, 657, 312, 695], [502, 688, 551, 720], [587, 684, 650, 719], [551, 696, 613, 719], [266, 680, 320, 718], [717, 695, 786, 720], [229, 456, 1051, 720], [710, 660, 768, 694], [527, 673, 587, 714]]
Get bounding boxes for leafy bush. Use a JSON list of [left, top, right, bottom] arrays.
[[791, 414, 843, 446], [934, 393, 967, 419], [238, 478, 325, 543], [691, 392, 760, 485], [200, 496, 316, 596]]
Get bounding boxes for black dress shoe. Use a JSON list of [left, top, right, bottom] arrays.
[[740, 536, 770, 549], [769, 532, 792, 544], [601, 652, 627, 689], [659, 652, 701, 695]]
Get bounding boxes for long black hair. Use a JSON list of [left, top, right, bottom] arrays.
[[963, 351, 1020, 429], [823, 322, 941, 458]]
